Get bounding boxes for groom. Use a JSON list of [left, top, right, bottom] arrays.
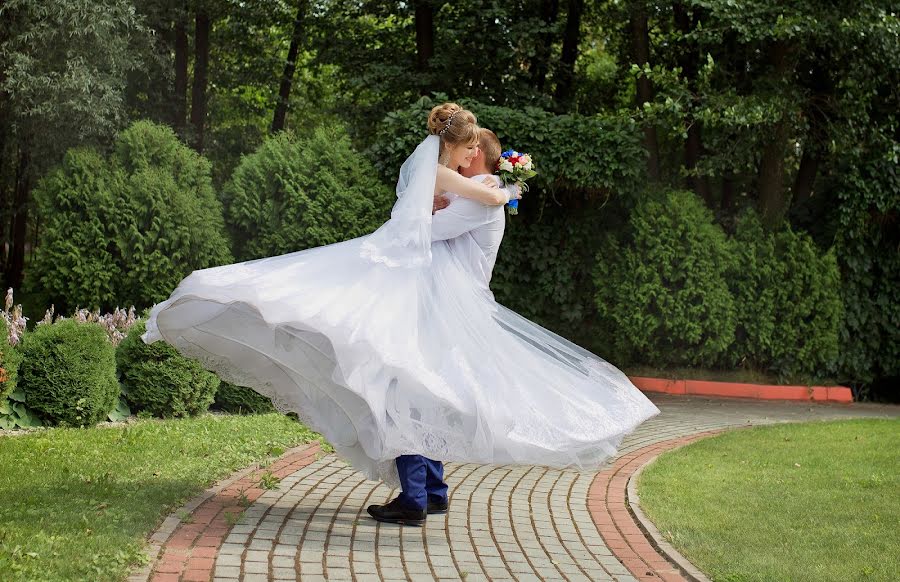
[[367, 128, 515, 527]]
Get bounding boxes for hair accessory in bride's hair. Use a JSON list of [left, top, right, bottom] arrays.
[[438, 110, 458, 136]]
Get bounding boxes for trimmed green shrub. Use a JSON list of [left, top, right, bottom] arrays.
[[116, 320, 219, 418], [727, 210, 842, 381], [26, 120, 232, 314], [214, 381, 276, 415], [0, 317, 23, 401], [770, 227, 841, 380], [18, 319, 119, 427], [593, 190, 737, 367], [727, 210, 779, 370], [490, 205, 620, 347], [221, 124, 393, 261]]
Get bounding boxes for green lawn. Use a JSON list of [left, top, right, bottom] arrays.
[[637, 418, 899, 582], [0, 414, 324, 581]]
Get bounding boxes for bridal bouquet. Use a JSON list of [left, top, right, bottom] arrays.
[[496, 150, 537, 215]]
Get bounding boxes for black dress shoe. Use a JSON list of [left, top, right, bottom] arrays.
[[427, 497, 449, 515], [366, 497, 426, 526]]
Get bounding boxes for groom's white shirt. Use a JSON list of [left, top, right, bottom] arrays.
[[431, 173, 506, 284]]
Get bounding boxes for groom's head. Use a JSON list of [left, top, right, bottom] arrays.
[[460, 128, 502, 178]]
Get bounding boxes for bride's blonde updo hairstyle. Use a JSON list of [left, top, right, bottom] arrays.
[[427, 102, 478, 152]]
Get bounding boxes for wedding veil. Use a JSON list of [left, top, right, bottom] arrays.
[[360, 134, 439, 269]]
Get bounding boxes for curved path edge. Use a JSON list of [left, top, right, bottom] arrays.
[[128, 442, 322, 582], [125, 395, 897, 582], [588, 429, 738, 582]]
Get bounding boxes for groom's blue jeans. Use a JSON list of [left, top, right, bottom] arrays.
[[395, 455, 448, 511]]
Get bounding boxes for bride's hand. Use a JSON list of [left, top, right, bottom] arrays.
[[505, 183, 522, 201], [481, 176, 498, 187]]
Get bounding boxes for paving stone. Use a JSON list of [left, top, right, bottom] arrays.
[[136, 397, 899, 582], [244, 549, 269, 562], [271, 555, 294, 568], [243, 560, 268, 574], [213, 565, 239, 578], [215, 554, 241, 567], [273, 545, 297, 557]]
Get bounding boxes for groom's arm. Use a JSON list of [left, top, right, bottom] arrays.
[[431, 198, 494, 241]]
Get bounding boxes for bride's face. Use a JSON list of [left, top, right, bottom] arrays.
[[447, 141, 478, 169]]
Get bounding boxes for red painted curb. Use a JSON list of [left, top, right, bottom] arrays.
[[588, 429, 731, 582], [630, 376, 853, 403]]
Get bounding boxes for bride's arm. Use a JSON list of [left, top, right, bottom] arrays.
[[435, 165, 507, 206]]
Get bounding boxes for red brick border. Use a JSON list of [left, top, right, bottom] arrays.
[[129, 442, 321, 582], [630, 376, 853, 403], [588, 430, 734, 582]]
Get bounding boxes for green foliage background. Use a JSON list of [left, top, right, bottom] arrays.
[[26, 121, 233, 314], [1, 0, 895, 399], [221, 124, 393, 261]]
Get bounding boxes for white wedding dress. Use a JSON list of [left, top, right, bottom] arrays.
[[142, 134, 660, 486]]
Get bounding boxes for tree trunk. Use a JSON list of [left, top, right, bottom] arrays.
[[757, 40, 795, 228], [0, 103, 7, 282], [272, 1, 308, 134], [554, 0, 583, 105], [30, 213, 38, 264], [0, 11, 11, 280], [791, 60, 832, 212], [6, 143, 29, 291], [414, 0, 434, 94], [721, 172, 735, 213], [684, 121, 711, 203], [673, 2, 711, 204], [532, 0, 559, 91], [757, 120, 789, 227], [173, 5, 189, 133], [791, 147, 818, 209], [630, 3, 659, 181], [190, 10, 210, 153]]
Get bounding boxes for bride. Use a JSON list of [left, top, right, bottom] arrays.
[[142, 102, 660, 521]]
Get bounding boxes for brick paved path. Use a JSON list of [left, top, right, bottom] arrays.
[[135, 394, 898, 582]]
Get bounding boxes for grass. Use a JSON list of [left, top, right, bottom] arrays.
[[637, 418, 900, 582], [0, 413, 324, 581]]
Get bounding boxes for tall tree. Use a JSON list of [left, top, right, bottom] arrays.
[[173, 4, 189, 133], [630, 1, 659, 181], [272, 1, 308, 134], [414, 0, 434, 77], [790, 55, 834, 212], [755, 39, 796, 228], [532, 0, 559, 91], [673, 1, 711, 204], [0, 0, 146, 290], [555, 0, 584, 104], [190, 9, 211, 152]]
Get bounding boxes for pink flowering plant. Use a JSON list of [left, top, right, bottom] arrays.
[[496, 150, 537, 215]]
